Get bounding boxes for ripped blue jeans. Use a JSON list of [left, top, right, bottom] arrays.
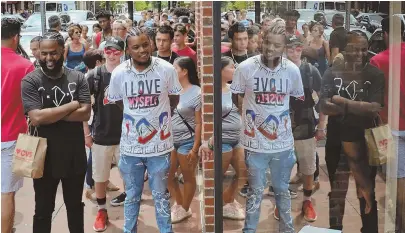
[[119, 153, 173, 233], [243, 149, 296, 233]]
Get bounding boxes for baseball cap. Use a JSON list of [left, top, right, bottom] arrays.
[[105, 37, 125, 51], [286, 34, 303, 47]]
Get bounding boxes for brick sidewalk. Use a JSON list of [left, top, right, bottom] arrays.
[[14, 147, 387, 232]]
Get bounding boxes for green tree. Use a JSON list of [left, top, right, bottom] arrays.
[[221, 1, 230, 11], [134, 1, 150, 11], [99, 1, 120, 12], [161, 1, 168, 9], [232, 1, 248, 10]]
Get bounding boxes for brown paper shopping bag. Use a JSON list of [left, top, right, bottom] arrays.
[[365, 117, 393, 166], [12, 127, 47, 179]]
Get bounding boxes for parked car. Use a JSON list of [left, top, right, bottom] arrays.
[[1, 14, 26, 25], [65, 10, 95, 24], [356, 13, 384, 33], [324, 10, 363, 27], [22, 12, 57, 29], [323, 10, 371, 40], [22, 12, 69, 41], [296, 9, 319, 23]]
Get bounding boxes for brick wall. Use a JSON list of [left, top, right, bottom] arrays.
[[195, 1, 215, 232]]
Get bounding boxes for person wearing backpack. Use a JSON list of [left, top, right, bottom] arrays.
[[84, 37, 125, 232], [273, 34, 326, 222]]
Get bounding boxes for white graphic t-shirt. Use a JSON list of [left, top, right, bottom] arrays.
[[230, 55, 304, 153], [107, 57, 182, 157]]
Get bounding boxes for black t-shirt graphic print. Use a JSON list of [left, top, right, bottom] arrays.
[[320, 63, 385, 142], [21, 68, 91, 178]]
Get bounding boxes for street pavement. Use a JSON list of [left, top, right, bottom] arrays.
[[14, 146, 387, 233]]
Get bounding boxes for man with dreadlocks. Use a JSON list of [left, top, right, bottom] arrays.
[[21, 32, 91, 233], [107, 27, 182, 233], [1, 17, 35, 233], [231, 21, 304, 233]]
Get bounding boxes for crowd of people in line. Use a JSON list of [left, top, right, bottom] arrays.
[[1, 6, 404, 233]]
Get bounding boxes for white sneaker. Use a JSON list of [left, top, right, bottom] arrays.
[[171, 205, 192, 224], [171, 203, 180, 214], [223, 200, 245, 220]]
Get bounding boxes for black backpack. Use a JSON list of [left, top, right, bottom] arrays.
[[290, 62, 317, 140], [91, 66, 102, 127]]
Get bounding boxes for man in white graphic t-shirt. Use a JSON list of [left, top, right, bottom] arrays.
[[107, 27, 182, 233], [231, 22, 304, 233]]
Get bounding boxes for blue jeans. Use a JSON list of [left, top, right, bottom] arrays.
[[222, 140, 241, 153], [119, 153, 173, 233], [243, 149, 296, 233], [174, 138, 194, 155]]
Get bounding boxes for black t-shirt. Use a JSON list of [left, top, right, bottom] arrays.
[[222, 50, 252, 66], [320, 64, 385, 142], [329, 27, 347, 54], [152, 51, 179, 64], [291, 62, 322, 140], [21, 68, 91, 178], [87, 65, 123, 145]]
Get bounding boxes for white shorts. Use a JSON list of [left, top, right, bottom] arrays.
[[92, 144, 120, 182], [294, 138, 317, 176], [1, 141, 24, 193]]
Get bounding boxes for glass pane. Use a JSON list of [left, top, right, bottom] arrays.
[[217, 1, 402, 233]]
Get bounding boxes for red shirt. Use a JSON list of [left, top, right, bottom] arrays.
[[369, 42, 405, 131], [172, 45, 197, 65], [221, 45, 230, 54], [1, 47, 35, 142]]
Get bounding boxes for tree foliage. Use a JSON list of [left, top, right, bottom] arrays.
[[99, 1, 120, 11], [222, 1, 250, 11], [134, 1, 150, 11]]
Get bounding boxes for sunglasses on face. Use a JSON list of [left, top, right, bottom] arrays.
[[287, 46, 303, 53], [104, 49, 122, 56]]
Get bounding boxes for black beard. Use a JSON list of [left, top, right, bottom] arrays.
[[38, 56, 65, 77], [132, 57, 152, 67], [261, 55, 281, 68]]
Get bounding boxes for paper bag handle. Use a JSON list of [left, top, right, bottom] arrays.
[[26, 118, 39, 137], [372, 114, 383, 127]]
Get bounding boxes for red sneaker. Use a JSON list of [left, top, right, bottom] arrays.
[[273, 206, 280, 221], [302, 200, 317, 222], [93, 209, 108, 232]]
